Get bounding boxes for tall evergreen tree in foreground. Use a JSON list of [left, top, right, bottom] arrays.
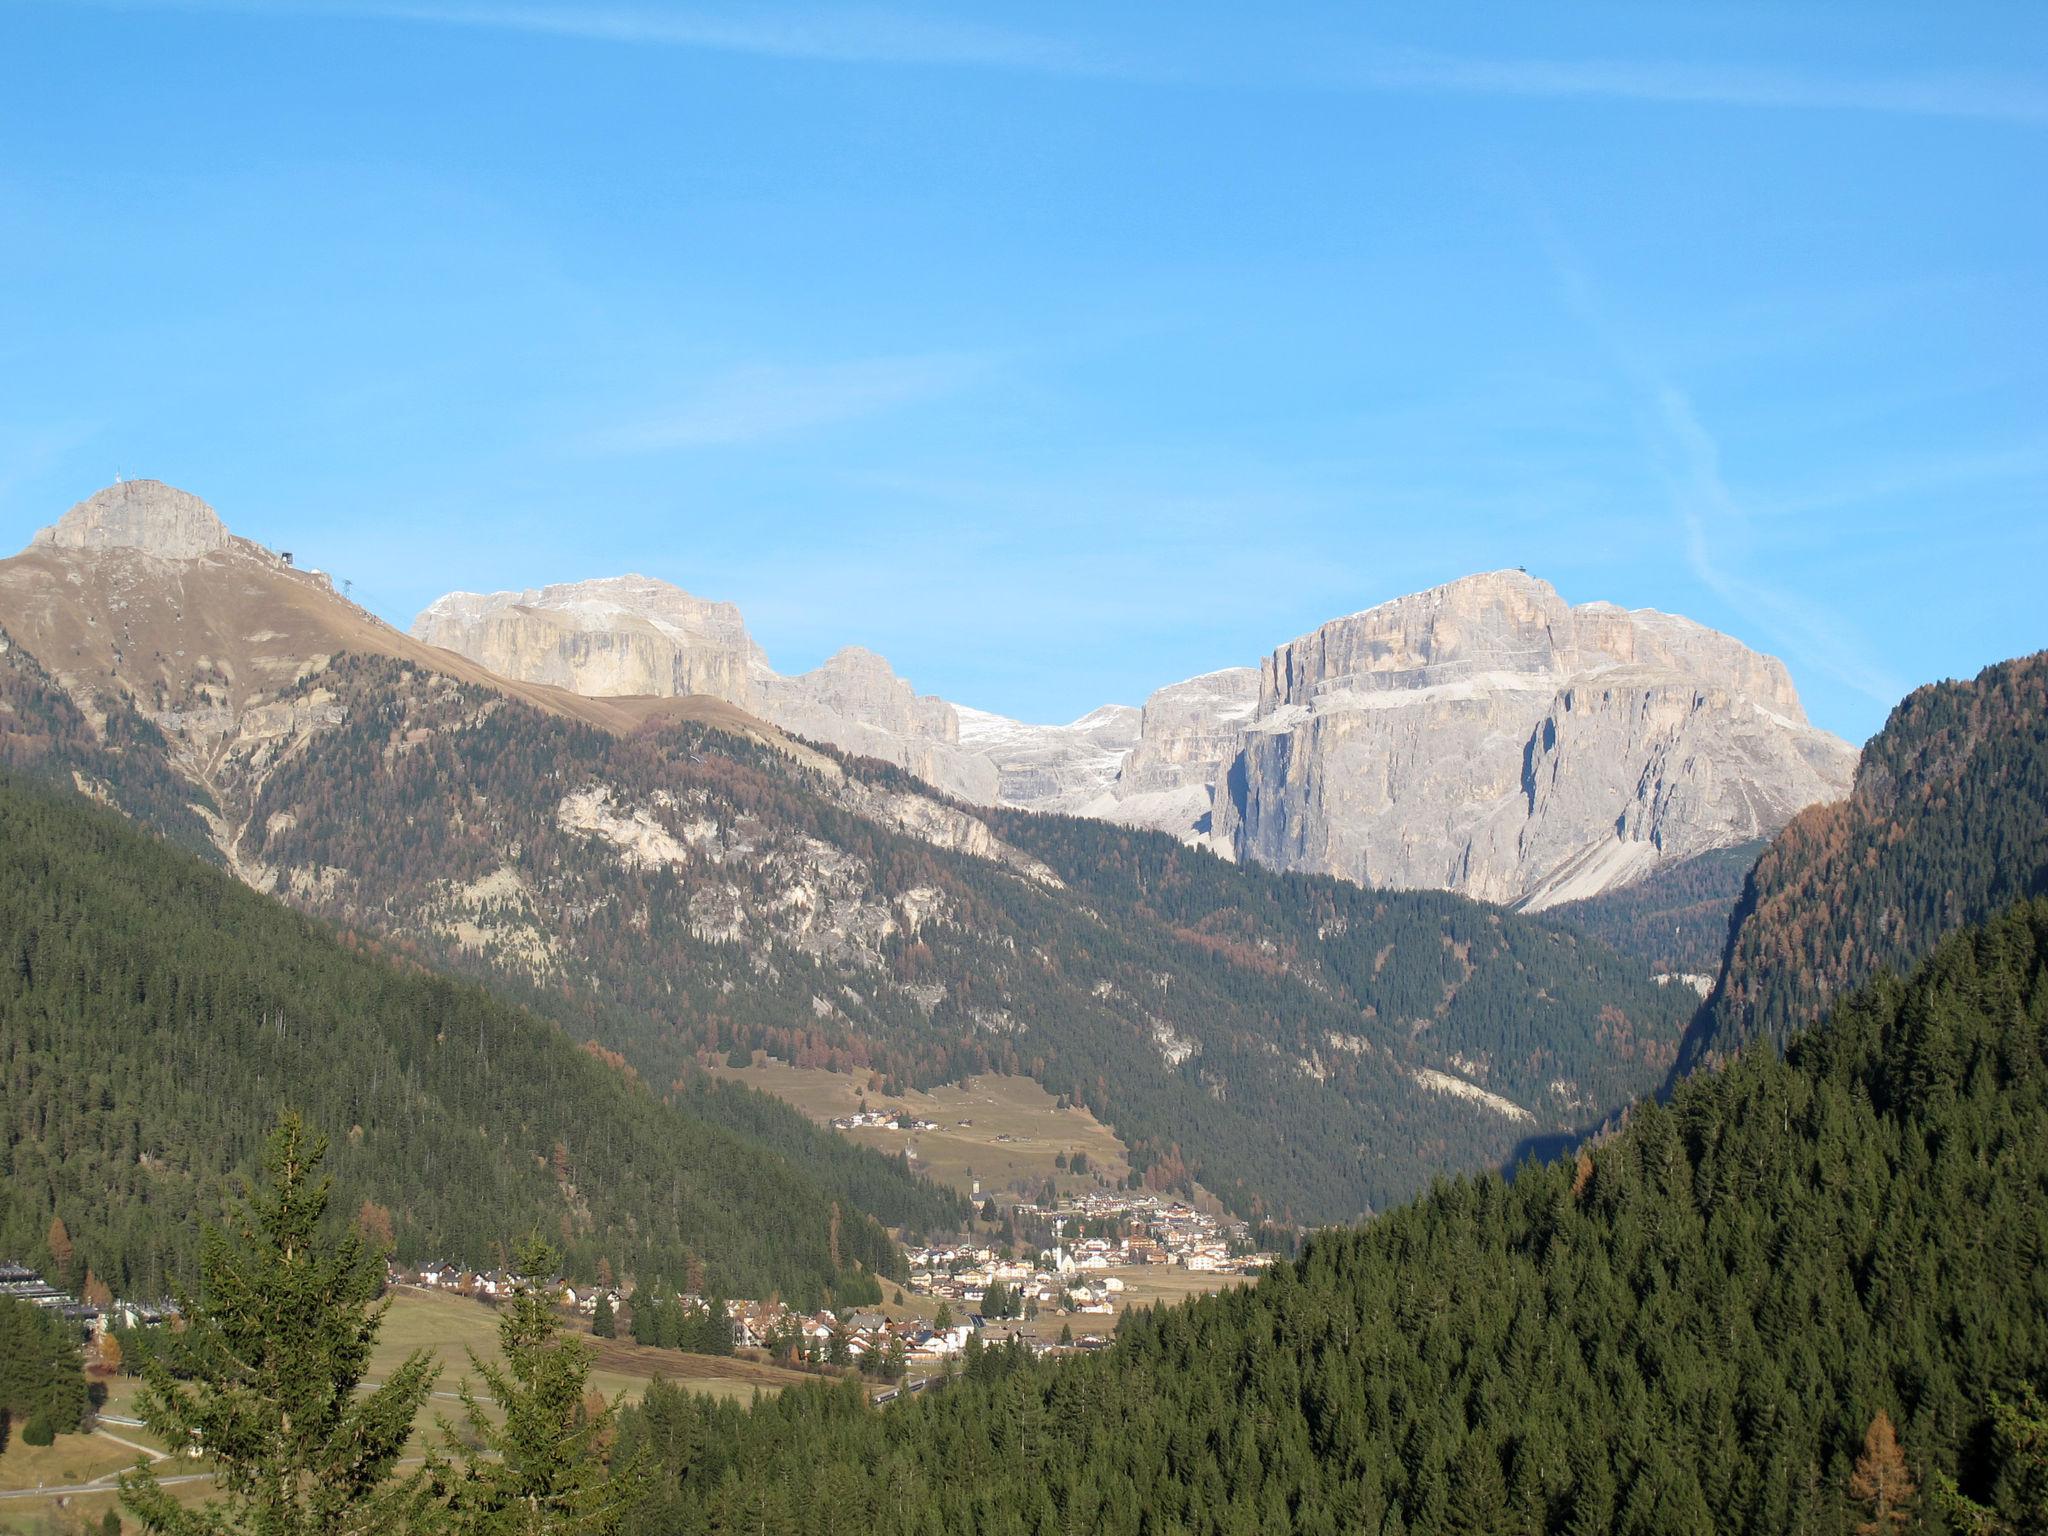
[[120, 1114, 438, 1535], [439, 1237, 645, 1535]]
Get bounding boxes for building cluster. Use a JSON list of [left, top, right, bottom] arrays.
[[731, 1298, 1113, 1364], [390, 1259, 620, 1317], [904, 1192, 1273, 1312], [828, 1109, 939, 1133], [0, 1258, 172, 1337]]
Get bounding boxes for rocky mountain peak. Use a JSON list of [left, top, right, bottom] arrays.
[[33, 480, 232, 560], [412, 557, 1857, 908]]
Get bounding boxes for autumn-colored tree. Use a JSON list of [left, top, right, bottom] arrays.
[[47, 1215, 73, 1278], [1850, 1412, 1917, 1533], [356, 1200, 396, 1252], [82, 1269, 113, 1309], [98, 1331, 124, 1373]]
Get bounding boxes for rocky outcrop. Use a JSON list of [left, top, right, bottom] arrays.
[[1212, 571, 1858, 908], [34, 480, 231, 560], [1106, 669, 1261, 838], [953, 703, 1142, 814], [412, 576, 762, 703], [414, 567, 1854, 907], [414, 577, 999, 801], [755, 646, 998, 802]]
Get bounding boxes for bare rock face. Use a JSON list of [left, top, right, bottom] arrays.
[[954, 703, 1142, 813], [412, 576, 762, 703], [1212, 571, 1858, 908], [757, 647, 998, 803], [35, 480, 231, 560], [415, 564, 1855, 908], [413, 578, 997, 801], [1106, 669, 1261, 838], [951, 672, 1258, 841]]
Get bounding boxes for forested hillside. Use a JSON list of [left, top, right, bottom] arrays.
[[225, 654, 1690, 1225], [611, 901, 2048, 1535], [0, 771, 964, 1303], [1542, 838, 1767, 978], [1684, 650, 2048, 1071], [985, 808, 1694, 1135]]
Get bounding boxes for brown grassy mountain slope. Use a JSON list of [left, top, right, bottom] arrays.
[[0, 480, 786, 864]]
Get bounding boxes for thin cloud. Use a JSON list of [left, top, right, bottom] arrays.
[[83, 0, 1104, 73], [1651, 383, 1907, 708], [46, 3, 2048, 122], [1533, 214, 1907, 709], [587, 353, 987, 453], [1332, 46, 2048, 127]]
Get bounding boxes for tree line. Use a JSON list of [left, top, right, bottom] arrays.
[[0, 770, 956, 1307]]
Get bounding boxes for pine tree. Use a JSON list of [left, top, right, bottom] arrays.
[[119, 1113, 439, 1536], [591, 1293, 615, 1340], [1848, 1412, 1916, 1533], [439, 1237, 646, 1534]]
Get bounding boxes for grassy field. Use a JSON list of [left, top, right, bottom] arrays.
[[0, 1375, 189, 1535], [377, 1286, 818, 1407], [0, 1288, 831, 1534], [711, 1065, 1140, 1200]]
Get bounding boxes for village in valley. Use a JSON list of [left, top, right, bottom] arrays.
[[381, 1174, 1277, 1385], [2, 1075, 1282, 1439]]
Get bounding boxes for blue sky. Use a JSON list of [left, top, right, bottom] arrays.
[[3, 2, 2043, 743]]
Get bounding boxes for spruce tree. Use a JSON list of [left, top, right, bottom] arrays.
[[119, 1113, 438, 1536], [439, 1237, 646, 1534], [590, 1294, 615, 1341]]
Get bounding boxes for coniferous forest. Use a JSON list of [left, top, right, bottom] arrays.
[[0, 770, 964, 1304], [1690, 650, 2048, 1071], [606, 902, 2048, 1535], [228, 653, 1693, 1227]]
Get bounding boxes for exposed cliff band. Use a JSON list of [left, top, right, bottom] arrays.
[[414, 566, 1857, 909]]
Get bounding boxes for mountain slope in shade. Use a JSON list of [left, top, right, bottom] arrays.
[[1680, 648, 2048, 1073], [1543, 838, 1767, 979], [0, 768, 966, 1304]]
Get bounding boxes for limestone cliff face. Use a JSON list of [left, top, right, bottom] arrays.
[[756, 647, 998, 803], [413, 566, 1855, 908], [954, 704, 1142, 814], [412, 577, 762, 704], [413, 578, 996, 800], [35, 480, 232, 560], [1095, 669, 1261, 838], [1212, 571, 1858, 908]]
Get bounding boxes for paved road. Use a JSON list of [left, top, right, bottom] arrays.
[[0, 1444, 426, 1505]]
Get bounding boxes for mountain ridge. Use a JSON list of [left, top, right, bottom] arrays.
[[414, 561, 1857, 908]]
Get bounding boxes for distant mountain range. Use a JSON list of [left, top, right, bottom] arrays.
[[415, 561, 1857, 910], [0, 480, 1713, 1226]]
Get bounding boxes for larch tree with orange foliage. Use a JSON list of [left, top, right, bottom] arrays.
[[1850, 1411, 1917, 1533]]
